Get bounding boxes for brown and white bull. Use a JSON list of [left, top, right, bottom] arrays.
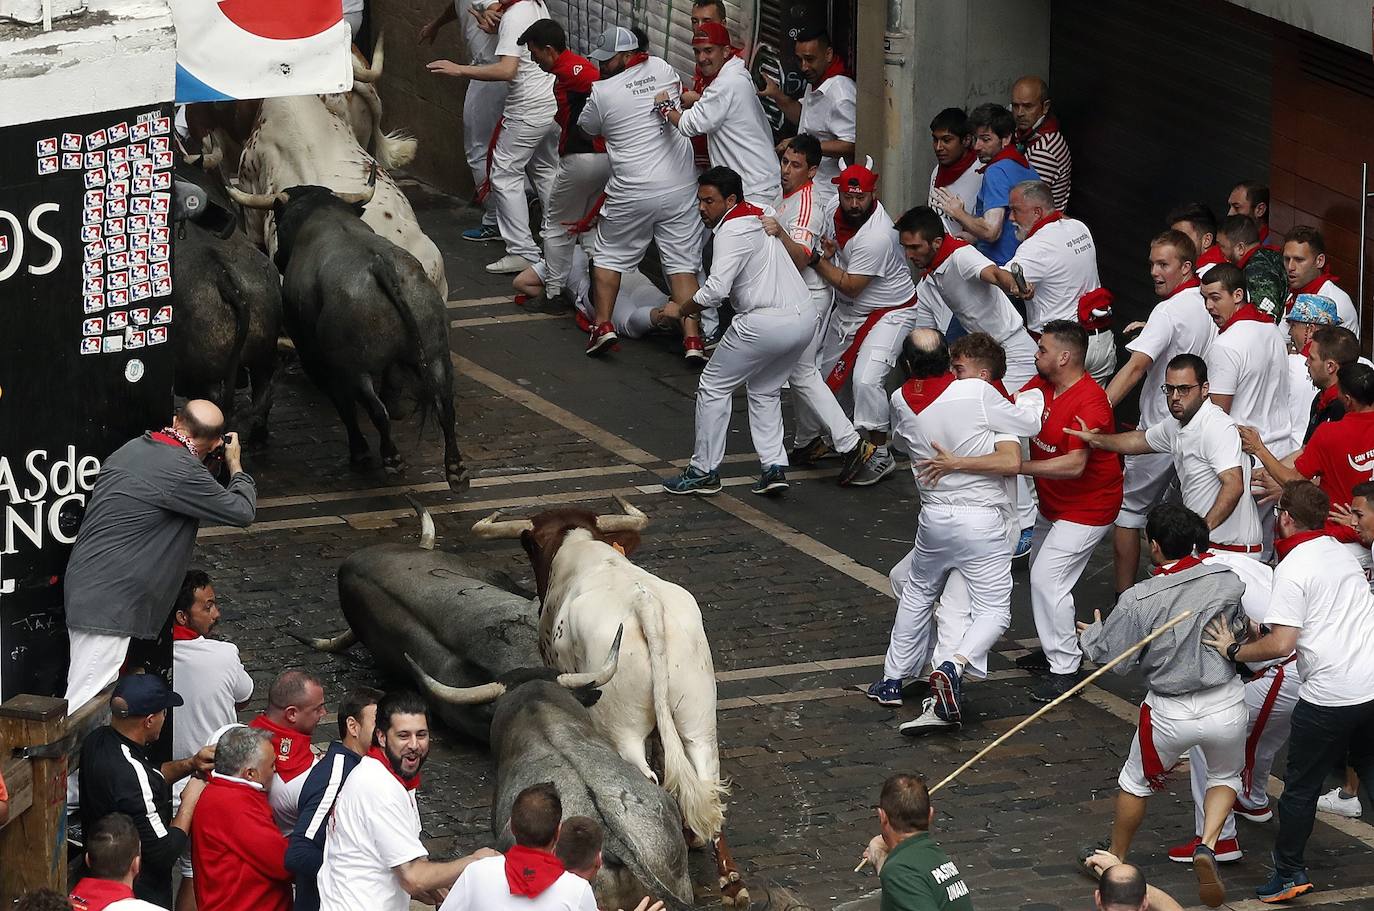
[[471, 497, 748, 907]]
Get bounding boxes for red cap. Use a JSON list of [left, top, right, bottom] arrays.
[[832, 162, 879, 193], [691, 22, 731, 48]]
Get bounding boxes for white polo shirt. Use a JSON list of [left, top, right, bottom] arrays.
[[824, 200, 915, 314], [676, 56, 780, 201], [694, 203, 807, 314], [1006, 215, 1101, 332], [437, 854, 598, 911], [920, 242, 1025, 344], [927, 162, 983, 237], [171, 635, 252, 803], [1126, 282, 1216, 428], [493, 0, 556, 125], [578, 56, 695, 197], [318, 756, 427, 911], [779, 181, 829, 294], [1144, 399, 1261, 548], [1207, 315, 1292, 455], [1286, 352, 1315, 453], [1266, 534, 1374, 706], [797, 73, 856, 207]]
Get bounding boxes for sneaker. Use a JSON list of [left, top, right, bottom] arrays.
[[866, 678, 903, 707], [662, 466, 722, 496], [929, 661, 963, 723], [790, 438, 834, 467], [1192, 843, 1226, 908], [1015, 648, 1051, 673], [1256, 868, 1314, 903], [1233, 799, 1273, 823], [574, 311, 593, 333], [1030, 671, 1080, 703], [485, 253, 532, 274], [1317, 787, 1362, 817], [751, 465, 788, 496], [1167, 836, 1243, 864], [899, 696, 960, 736], [683, 336, 707, 365], [701, 325, 726, 351], [837, 441, 878, 485], [462, 224, 501, 242], [586, 321, 618, 356], [847, 446, 895, 487], [1012, 527, 1033, 559], [527, 288, 574, 314]]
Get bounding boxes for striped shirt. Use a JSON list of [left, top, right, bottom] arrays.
[[1024, 126, 1072, 211], [779, 180, 829, 293]]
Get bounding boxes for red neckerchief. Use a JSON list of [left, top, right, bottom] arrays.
[[1274, 528, 1329, 562], [808, 54, 847, 88], [70, 878, 135, 911], [991, 379, 1012, 401], [1016, 114, 1061, 145], [1195, 245, 1226, 269], [152, 427, 199, 459], [922, 235, 971, 278], [976, 144, 1031, 174], [504, 845, 566, 898], [1023, 210, 1063, 240], [1167, 277, 1201, 299], [172, 623, 199, 641], [1220, 302, 1272, 332], [250, 714, 314, 782], [933, 148, 977, 188], [366, 744, 421, 791], [1258, 224, 1272, 246], [1300, 341, 1313, 357], [1235, 244, 1260, 270], [1285, 272, 1338, 313], [832, 202, 873, 250], [692, 48, 739, 93], [900, 373, 956, 416], [1151, 553, 1210, 576], [623, 52, 649, 71], [722, 201, 765, 223], [1316, 383, 1341, 412]]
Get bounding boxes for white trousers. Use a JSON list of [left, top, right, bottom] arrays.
[[1086, 330, 1117, 388], [463, 80, 507, 227], [490, 117, 560, 261], [1120, 696, 1247, 798], [1029, 515, 1111, 674], [789, 291, 860, 454], [889, 558, 993, 680], [801, 304, 922, 437], [542, 152, 610, 294], [883, 505, 1014, 681], [691, 307, 812, 471], [1189, 660, 1300, 839], [65, 628, 130, 713]]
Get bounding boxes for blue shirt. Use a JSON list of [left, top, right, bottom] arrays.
[[285, 742, 363, 911], [975, 157, 1039, 265]]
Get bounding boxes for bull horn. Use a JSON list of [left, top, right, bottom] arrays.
[[352, 32, 385, 82], [404, 653, 507, 705], [557, 624, 623, 690], [287, 629, 357, 653], [471, 510, 534, 539], [333, 163, 377, 207], [594, 495, 649, 533], [227, 184, 283, 210], [406, 495, 436, 550]]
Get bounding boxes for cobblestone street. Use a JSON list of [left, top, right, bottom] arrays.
[[192, 181, 1374, 911]]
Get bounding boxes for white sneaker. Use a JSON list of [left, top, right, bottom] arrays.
[[1317, 787, 1362, 818], [898, 697, 959, 737], [485, 254, 532, 274]]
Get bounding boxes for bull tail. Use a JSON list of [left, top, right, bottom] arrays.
[[374, 129, 418, 170], [210, 245, 252, 410], [631, 585, 726, 842], [368, 253, 444, 428]]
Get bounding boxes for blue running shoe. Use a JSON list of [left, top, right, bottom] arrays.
[[751, 465, 788, 495], [1257, 868, 1313, 903], [1013, 526, 1033, 559], [462, 224, 501, 242], [662, 466, 722, 496], [929, 661, 963, 722], [866, 678, 903, 707]]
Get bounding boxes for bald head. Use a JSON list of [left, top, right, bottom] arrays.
[[910, 328, 943, 353], [899, 328, 950, 380], [1010, 76, 1050, 133], [173, 400, 226, 455]]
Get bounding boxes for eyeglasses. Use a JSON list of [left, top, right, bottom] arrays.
[[1161, 383, 1199, 397], [1274, 505, 1288, 517]]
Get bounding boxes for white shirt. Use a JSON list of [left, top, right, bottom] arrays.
[[318, 756, 427, 911], [779, 181, 829, 294], [823, 200, 915, 314], [676, 56, 780, 200], [1126, 283, 1216, 428], [1207, 317, 1292, 455], [1286, 352, 1315, 453], [1006, 216, 1100, 332], [920, 243, 1026, 343], [1144, 400, 1261, 547], [928, 163, 983, 237], [171, 636, 252, 802], [460, 0, 499, 65], [1203, 551, 1293, 672], [269, 762, 316, 834], [106, 900, 170, 910], [797, 73, 856, 207], [694, 203, 807, 314], [890, 377, 1042, 519], [578, 56, 695, 197], [1265, 534, 1374, 706], [438, 854, 598, 911], [493, 0, 556, 124]]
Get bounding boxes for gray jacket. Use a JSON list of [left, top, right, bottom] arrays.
[[64, 433, 256, 638], [1080, 562, 1247, 697]]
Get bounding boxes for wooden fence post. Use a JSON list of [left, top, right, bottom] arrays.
[[0, 695, 68, 904]]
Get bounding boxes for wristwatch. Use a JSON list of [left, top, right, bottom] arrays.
[[807, 249, 821, 268], [1226, 641, 1242, 662]]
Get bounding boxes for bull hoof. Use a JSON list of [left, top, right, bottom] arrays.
[[382, 456, 406, 476], [446, 465, 470, 492], [684, 828, 707, 850], [721, 881, 749, 909]]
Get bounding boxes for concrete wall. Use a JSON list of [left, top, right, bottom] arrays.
[[1226, 0, 1371, 54]]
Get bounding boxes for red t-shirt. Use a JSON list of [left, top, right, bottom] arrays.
[[550, 49, 605, 155], [1022, 373, 1124, 526], [1294, 410, 1374, 543]]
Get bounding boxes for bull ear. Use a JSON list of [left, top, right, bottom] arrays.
[[600, 531, 640, 556]]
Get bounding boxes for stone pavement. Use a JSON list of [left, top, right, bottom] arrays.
[[191, 178, 1374, 910]]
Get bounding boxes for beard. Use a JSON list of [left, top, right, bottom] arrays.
[[385, 742, 428, 778], [840, 201, 876, 227], [1013, 222, 1028, 242]]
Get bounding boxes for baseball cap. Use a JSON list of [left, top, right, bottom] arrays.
[[1288, 293, 1338, 325], [112, 673, 184, 716], [588, 25, 638, 62], [832, 157, 879, 193], [691, 22, 731, 48]]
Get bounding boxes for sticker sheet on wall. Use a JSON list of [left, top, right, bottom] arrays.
[[34, 109, 174, 358]]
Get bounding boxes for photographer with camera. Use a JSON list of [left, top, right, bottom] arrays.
[[64, 399, 257, 715]]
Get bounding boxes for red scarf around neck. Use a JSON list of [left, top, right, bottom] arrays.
[[933, 148, 977, 189], [1286, 272, 1339, 313], [900, 373, 956, 416], [1151, 553, 1210, 576], [504, 845, 566, 898], [1195, 244, 1226, 269], [1316, 383, 1341, 412], [172, 623, 200, 641], [70, 878, 135, 911], [366, 744, 422, 790], [976, 144, 1030, 174], [152, 427, 199, 459], [623, 52, 649, 71], [833, 203, 874, 250], [1274, 528, 1329, 562], [250, 714, 314, 782], [1235, 244, 1261, 270], [808, 54, 847, 88], [1168, 276, 1201, 298], [923, 235, 971, 278], [1024, 210, 1063, 240], [1016, 114, 1061, 144], [722, 201, 765, 223], [1219, 302, 1272, 332]]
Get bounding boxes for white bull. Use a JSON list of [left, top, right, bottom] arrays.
[[321, 35, 417, 171]]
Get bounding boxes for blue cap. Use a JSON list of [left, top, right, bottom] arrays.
[[112, 673, 183, 716], [1288, 293, 1338, 325]]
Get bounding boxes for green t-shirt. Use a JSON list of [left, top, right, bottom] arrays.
[[879, 832, 975, 911]]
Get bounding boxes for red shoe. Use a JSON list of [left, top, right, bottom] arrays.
[[1168, 836, 1242, 863], [1233, 799, 1273, 823], [574, 311, 592, 333], [514, 293, 530, 306], [683, 335, 706, 365], [586, 321, 618, 356]]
